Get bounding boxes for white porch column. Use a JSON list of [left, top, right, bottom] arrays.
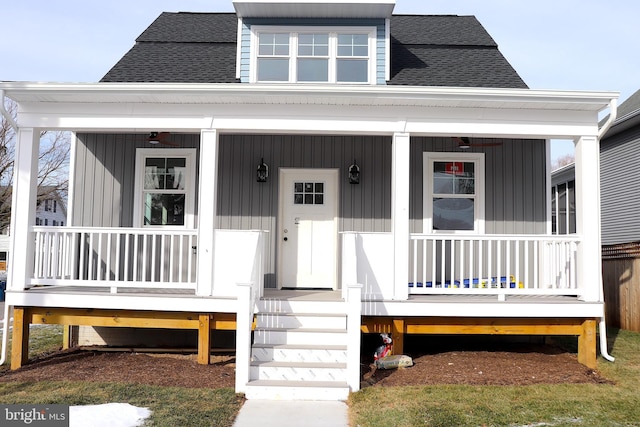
[[8, 128, 39, 291], [392, 132, 410, 300], [574, 135, 601, 302], [196, 129, 219, 296]]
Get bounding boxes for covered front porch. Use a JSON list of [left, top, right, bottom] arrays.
[[1, 82, 617, 396]]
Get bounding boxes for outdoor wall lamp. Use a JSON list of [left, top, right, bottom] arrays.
[[257, 158, 269, 182], [348, 159, 360, 184]]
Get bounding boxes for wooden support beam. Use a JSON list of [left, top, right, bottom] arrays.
[[62, 325, 71, 350], [9, 307, 239, 370], [392, 319, 405, 355], [361, 316, 598, 369], [578, 319, 597, 369], [211, 313, 238, 330], [198, 314, 212, 365], [26, 308, 202, 329], [11, 307, 30, 370]]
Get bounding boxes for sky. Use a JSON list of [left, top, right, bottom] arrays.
[[2, 0, 639, 161]]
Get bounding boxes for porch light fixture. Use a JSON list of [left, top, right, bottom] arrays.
[[257, 158, 269, 182], [348, 159, 360, 184]]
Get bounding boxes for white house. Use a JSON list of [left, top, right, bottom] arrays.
[[0, 0, 618, 400]]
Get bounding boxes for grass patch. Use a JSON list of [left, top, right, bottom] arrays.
[[0, 325, 243, 426], [0, 381, 243, 427], [4, 324, 640, 426], [349, 329, 640, 427]]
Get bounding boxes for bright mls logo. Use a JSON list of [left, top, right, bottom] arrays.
[[2, 405, 69, 426]]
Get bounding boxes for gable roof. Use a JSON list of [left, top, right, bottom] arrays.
[[100, 12, 527, 88]]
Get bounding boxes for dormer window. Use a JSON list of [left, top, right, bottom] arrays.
[[252, 26, 375, 84]]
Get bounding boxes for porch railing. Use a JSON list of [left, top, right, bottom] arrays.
[[32, 226, 198, 290], [409, 234, 581, 295]]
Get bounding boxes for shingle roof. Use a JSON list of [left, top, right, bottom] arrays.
[[101, 12, 527, 88], [616, 89, 640, 119]]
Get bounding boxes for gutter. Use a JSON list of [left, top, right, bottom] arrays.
[[597, 97, 618, 363], [0, 90, 20, 134], [598, 97, 617, 140]]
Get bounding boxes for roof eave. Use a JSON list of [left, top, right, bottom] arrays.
[[232, 0, 396, 19], [0, 81, 618, 113]]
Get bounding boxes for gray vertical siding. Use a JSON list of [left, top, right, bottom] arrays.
[[73, 133, 200, 227], [74, 133, 546, 288], [217, 134, 392, 287], [601, 127, 640, 245], [410, 137, 547, 234]]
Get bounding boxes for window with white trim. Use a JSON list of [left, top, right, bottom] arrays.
[[252, 26, 375, 84], [423, 152, 485, 233], [134, 149, 196, 228]]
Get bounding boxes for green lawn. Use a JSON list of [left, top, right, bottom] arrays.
[[349, 329, 640, 427], [2, 325, 640, 426], [0, 325, 243, 427]]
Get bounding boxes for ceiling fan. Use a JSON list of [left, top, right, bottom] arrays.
[[146, 131, 179, 146], [453, 137, 502, 149]]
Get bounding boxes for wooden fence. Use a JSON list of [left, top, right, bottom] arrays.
[[602, 242, 640, 332]]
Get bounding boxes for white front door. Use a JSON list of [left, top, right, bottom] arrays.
[[278, 169, 339, 289]]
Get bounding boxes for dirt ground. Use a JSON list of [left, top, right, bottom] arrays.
[[0, 337, 611, 389]]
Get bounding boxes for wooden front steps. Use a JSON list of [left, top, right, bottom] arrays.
[[244, 305, 351, 400]]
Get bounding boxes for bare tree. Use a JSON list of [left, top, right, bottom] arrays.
[[1, 97, 70, 232], [552, 153, 575, 171]]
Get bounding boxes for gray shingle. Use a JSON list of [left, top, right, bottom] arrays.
[[101, 12, 527, 88]]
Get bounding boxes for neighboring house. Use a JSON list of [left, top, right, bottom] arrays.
[[1, 0, 618, 400], [550, 162, 576, 235], [0, 187, 67, 273], [550, 89, 640, 332], [35, 187, 67, 227], [600, 89, 640, 332]]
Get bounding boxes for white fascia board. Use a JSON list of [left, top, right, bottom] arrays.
[[365, 300, 605, 318], [0, 82, 618, 112], [14, 98, 602, 139], [233, 0, 396, 19], [5, 291, 238, 313]]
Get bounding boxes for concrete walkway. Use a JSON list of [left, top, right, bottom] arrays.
[[232, 400, 349, 427]]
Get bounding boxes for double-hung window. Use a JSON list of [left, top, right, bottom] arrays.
[[253, 26, 375, 84], [423, 152, 485, 233], [134, 149, 196, 228]]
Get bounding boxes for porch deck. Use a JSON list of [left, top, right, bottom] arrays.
[[5, 286, 600, 376], [5, 286, 600, 318]]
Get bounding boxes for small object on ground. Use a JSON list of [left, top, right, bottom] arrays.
[[375, 354, 414, 369], [373, 333, 393, 361]]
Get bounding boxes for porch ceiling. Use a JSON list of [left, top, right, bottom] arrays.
[[1, 82, 616, 113]]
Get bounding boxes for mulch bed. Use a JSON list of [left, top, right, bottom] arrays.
[[0, 341, 612, 389]]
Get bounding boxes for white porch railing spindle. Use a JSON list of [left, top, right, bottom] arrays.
[[412, 239, 417, 286], [408, 234, 581, 297], [178, 235, 184, 283], [115, 233, 121, 281], [30, 227, 199, 291], [133, 233, 139, 282], [431, 239, 438, 288], [125, 233, 131, 281], [106, 233, 112, 281], [440, 239, 445, 287]]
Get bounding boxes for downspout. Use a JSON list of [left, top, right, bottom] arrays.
[[0, 90, 20, 135], [0, 89, 18, 366], [596, 97, 617, 363]]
